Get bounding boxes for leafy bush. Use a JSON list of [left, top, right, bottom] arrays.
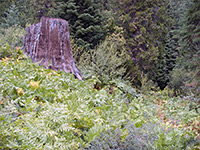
[[0, 25, 25, 49], [169, 64, 200, 98], [0, 26, 25, 59], [79, 35, 130, 86], [0, 43, 12, 59], [169, 67, 188, 95]]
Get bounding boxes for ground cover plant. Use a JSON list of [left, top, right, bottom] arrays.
[[0, 47, 199, 149]]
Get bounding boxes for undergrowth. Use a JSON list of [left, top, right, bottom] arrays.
[[0, 48, 199, 149]]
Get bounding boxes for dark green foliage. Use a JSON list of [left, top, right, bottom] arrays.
[[103, 0, 171, 86], [170, 0, 200, 97], [164, 34, 178, 72], [28, 0, 54, 23], [0, 43, 12, 59], [155, 57, 168, 90], [180, 0, 200, 53], [1, 3, 25, 28], [0, 0, 53, 28], [49, 0, 106, 49], [0, 1, 31, 28], [0, 0, 12, 26], [78, 37, 130, 86], [156, 31, 178, 90], [0, 25, 25, 49]]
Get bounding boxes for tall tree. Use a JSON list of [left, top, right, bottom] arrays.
[[0, 0, 12, 26], [156, 31, 178, 89], [48, 0, 106, 49], [168, 0, 200, 96], [104, 0, 171, 86], [1, 0, 53, 28]]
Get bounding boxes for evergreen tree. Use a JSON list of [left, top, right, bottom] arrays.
[[1, 0, 53, 28], [29, 0, 54, 23], [105, 0, 171, 86], [49, 0, 106, 49], [156, 31, 178, 89], [180, 0, 200, 54], [1, 4, 21, 28], [169, 0, 200, 96], [154, 0, 192, 89], [1, 1, 33, 28], [0, 0, 12, 26]]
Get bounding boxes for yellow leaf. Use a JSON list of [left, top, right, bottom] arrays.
[[95, 109, 101, 114], [55, 73, 60, 76], [17, 88, 24, 95], [2, 57, 9, 62], [0, 100, 3, 104], [120, 129, 128, 141], [30, 80, 40, 89]]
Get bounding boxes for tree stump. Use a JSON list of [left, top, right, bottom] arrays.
[[23, 17, 82, 80]]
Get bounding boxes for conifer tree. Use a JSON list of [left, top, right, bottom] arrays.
[[154, 0, 191, 89], [180, 0, 200, 54], [1, 1, 33, 28], [106, 0, 171, 85], [49, 0, 106, 49], [156, 31, 178, 89], [1, 4, 21, 28], [1, 0, 53, 28], [0, 0, 12, 26], [169, 0, 200, 96]]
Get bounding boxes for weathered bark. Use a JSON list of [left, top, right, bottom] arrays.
[[23, 17, 82, 80]]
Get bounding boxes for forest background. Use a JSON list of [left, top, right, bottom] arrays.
[[0, 0, 200, 149]]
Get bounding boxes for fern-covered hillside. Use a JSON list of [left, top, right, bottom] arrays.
[[0, 49, 199, 149]]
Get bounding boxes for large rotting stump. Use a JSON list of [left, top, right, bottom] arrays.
[[23, 17, 82, 80]]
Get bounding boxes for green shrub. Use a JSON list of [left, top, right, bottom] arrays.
[[0, 43, 12, 59], [169, 68, 188, 95], [79, 37, 130, 86], [0, 25, 25, 49], [169, 64, 200, 98], [71, 37, 85, 64]]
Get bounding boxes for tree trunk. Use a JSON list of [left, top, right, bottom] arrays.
[[23, 16, 82, 80]]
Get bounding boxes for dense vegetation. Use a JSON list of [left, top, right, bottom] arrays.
[[0, 0, 199, 149]]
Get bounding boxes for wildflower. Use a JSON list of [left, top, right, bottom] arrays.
[[17, 88, 24, 95], [15, 47, 21, 52], [55, 73, 60, 76], [95, 109, 101, 114], [2, 57, 9, 62], [30, 80, 40, 89], [47, 73, 52, 76]]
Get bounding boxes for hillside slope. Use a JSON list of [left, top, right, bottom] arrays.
[[0, 50, 199, 149]]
